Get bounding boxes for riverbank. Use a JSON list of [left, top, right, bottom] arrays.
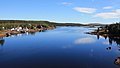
[[85, 29, 108, 37], [0, 27, 55, 38], [0, 20, 57, 38], [85, 27, 120, 38]]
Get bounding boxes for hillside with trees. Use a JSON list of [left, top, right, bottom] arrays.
[[0, 20, 55, 30]]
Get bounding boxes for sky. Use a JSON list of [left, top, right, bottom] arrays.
[[0, 0, 120, 24]]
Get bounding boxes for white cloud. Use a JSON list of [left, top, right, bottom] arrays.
[[95, 12, 118, 18], [62, 2, 72, 5], [103, 6, 113, 9], [73, 7, 97, 14], [116, 9, 120, 14], [94, 9, 120, 19], [74, 37, 96, 44]]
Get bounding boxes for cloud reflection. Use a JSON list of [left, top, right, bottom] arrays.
[[103, 41, 109, 45], [75, 37, 96, 44]]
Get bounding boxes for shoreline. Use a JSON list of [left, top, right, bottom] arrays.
[[0, 27, 55, 38], [85, 29, 120, 38]]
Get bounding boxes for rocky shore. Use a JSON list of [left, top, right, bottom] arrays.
[[0, 27, 55, 38], [85, 26, 112, 37]]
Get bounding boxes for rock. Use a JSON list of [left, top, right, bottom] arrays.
[[106, 47, 111, 50], [6, 33, 11, 37], [115, 57, 120, 65]]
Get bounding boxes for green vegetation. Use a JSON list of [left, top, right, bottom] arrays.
[[0, 20, 95, 37], [87, 22, 120, 37], [97, 22, 120, 35], [0, 20, 55, 30], [52, 23, 84, 26], [87, 22, 120, 46], [0, 20, 57, 37], [0, 20, 86, 30], [107, 23, 120, 34]]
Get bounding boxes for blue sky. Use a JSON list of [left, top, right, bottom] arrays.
[[0, 0, 120, 24]]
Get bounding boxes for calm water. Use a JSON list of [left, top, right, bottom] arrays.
[[0, 27, 120, 68]]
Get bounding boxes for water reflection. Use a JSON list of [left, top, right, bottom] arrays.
[[97, 35, 100, 40], [106, 47, 112, 50], [97, 35, 120, 46], [96, 35, 120, 51], [102, 41, 109, 45], [109, 36, 120, 46], [28, 32, 36, 35], [5, 30, 47, 38], [96, 35, 120, 67], [39, 30, 46, 32], [0, 38, 5, 46], [0, 27, 120, 68], [74, 37, 96, 44]]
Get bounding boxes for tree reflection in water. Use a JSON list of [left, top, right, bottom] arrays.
[[97, 35, 120, 67], [0, 38, 5, 46], [97, 35, 120, 46], [106, 47, 112, 50]]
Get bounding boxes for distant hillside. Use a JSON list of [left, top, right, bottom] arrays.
[[51, 23, 84, 26], [85, 23, 107, 26], [0, 20, 53, 24], [0, 20, 55, 29], [0, 20, 84, 26], [0, 20, 107, 27]]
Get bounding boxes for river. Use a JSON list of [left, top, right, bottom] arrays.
[[0, 27, 120, 68]]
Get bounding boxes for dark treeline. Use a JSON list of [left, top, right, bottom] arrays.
[[0, 20, 52, 24], [108, 23, 120, 34], [52, 23, 84, 26], [92, 22, 120, 36], [100, 22, 120, 35]]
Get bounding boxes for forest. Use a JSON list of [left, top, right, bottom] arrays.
[[0, 20, 55, 30]]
